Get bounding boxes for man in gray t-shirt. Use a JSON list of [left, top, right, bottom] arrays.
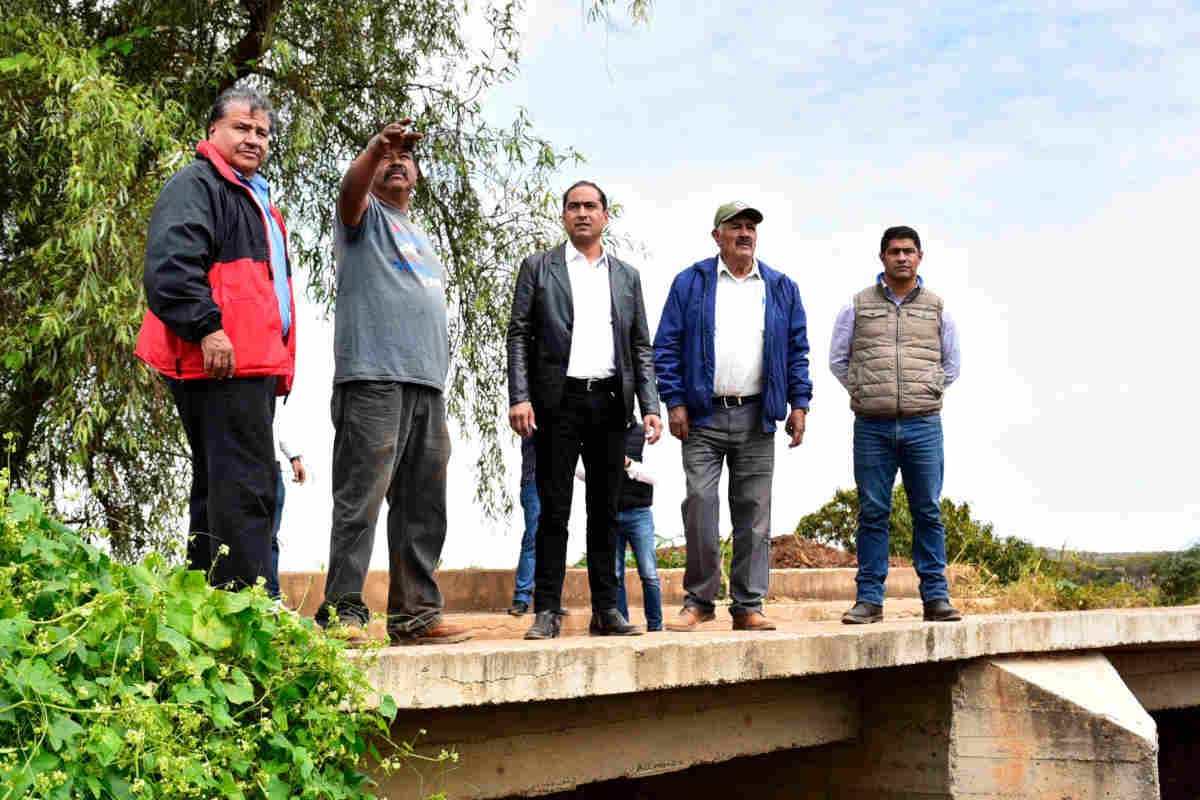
[[317, 121, 471, 646]]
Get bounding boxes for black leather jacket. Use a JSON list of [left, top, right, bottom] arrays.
[[506, 244, 660, 421]]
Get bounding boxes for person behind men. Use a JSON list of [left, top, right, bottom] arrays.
[[653, 202, 812, 632], [506, 180, 663, 640], [575, 420, 663, 631], [135, 86, 296, 590], [316, 121, 471, 646], [266, 411, 307, 603], [830, 226, 962, 624], [508, 434, 539, 616]]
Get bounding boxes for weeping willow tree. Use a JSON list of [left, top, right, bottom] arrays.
[[0, 0, 650, 559]]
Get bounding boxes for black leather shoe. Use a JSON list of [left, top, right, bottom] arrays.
[[841, 601, 884, 624], [524, 610, 563, 640], [589, 608, 643, 636], [923, 599, 962, 622], [508, 600, 529, 617]]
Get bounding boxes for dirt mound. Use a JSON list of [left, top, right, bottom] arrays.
[[657, 535, 911, 569]]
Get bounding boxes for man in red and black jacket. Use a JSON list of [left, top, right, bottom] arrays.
[[135, 86, 297, 590]]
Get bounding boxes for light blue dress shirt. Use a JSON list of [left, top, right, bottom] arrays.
[[829, 273, 959, 389], [237, 171, 292, 337]]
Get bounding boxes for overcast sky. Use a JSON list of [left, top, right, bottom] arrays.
[[276, 1, 1200, 573]]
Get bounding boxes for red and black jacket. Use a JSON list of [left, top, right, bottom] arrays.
[[134, 141, 296, 394]]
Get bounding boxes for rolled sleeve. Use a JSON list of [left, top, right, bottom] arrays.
[[829, 303, 854, 389], [942, 308, 960, 386]]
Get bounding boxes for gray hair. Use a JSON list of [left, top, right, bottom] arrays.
[[207, 86, 277, 135]]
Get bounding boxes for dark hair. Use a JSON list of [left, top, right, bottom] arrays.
[[880, 226, 921, 254], [562, 180, 608, 211], [207, 86, 277, 135]]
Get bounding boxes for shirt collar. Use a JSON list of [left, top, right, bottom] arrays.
[[718, 255, 761, 281], [876, 271, 922, 303], [565, 238, 607, 268]]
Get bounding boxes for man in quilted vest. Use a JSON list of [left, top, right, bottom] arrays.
[[829, 226, 962, 624], [135, 87, 297, 591]]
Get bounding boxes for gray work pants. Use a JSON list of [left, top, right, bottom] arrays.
[[681, 400, 773, 617], [319, 381, 451, 635]]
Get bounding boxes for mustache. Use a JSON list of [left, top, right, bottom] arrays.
[[385, 165, 409, 179]]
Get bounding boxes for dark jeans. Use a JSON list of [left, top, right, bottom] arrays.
[[513, 480, 540, 606], [681, 400, 774, 617], [533, 380, 626, 613], [614, 506, 663, 630], [853, 414, 949, 605], [267, 467, 285, 600], [168, 376, 277, 591], [319, 381, 451, 635]]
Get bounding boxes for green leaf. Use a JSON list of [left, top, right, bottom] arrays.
[[169, 570, 209, 603], [155, 624, 191, 656], [265, 775, 290, 800], [92, 727, 123, 765], [191, 607, 233, 650], [219, 590, 252, 615], [46, 712, 84, 751], [379, 693, 397, 721], [222, 667, 254, 704]]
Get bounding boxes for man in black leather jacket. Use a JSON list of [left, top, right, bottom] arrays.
[[506, 180, 662, 639]]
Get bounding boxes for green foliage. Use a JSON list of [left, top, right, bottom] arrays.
[[793, 486, 1038, 584], [1152, 542, 1200, 606], [0, 485, 443, 799], [2, 0, 653, 558], [0, 16, 191, 559]]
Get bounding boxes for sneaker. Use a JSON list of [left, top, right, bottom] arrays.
[[922, 599, 962, 622], [393, 619, 473, 646], [665, 606, 716, 632], [507, 600, 530, 617], [841, 601, 884, 625], [732, 611, 777, 631]]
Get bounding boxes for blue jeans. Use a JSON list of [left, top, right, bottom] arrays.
[[614, 506, 663, 631], [267, 467, 285, 600], [853, 414, 949, 606], [513, 480, 540, 605]]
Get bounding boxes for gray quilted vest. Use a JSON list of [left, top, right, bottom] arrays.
[[848, 283, 945, 417]]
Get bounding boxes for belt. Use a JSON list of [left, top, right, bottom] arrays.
[[565, 375, 619, 392], [713, 393, 761, 408]]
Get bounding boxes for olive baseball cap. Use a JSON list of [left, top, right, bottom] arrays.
[[713, 201, 763, 228]]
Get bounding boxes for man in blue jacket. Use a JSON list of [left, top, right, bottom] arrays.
[[654, 202, 812, 632]]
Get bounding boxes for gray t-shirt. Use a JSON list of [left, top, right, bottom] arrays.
[[333, 194, 449, 389]]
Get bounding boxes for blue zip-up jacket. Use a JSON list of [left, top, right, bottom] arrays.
[[653, 257, 812, 433]]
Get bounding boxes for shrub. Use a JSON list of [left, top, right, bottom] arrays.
[[0, 487, 443, 799], [1152, 542, 1200, 606]]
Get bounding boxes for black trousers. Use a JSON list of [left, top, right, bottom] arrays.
[[533, 380, 627, 613], [168, 376, 276, 590]]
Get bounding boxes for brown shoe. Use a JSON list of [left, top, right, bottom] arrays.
[[732, 611, 777, 631], [394, 619, 473, 646], [665, 606, 716, 632]]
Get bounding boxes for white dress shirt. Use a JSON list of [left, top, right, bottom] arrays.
[[564, 239, 616, 379], [712, 256, 766, 397]]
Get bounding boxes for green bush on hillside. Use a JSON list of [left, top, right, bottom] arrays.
[[0, 486, 440, 799], [1152, 542, 1200, 606]]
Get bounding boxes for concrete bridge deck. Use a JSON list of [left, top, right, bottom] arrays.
[[280, 570, 1200, 798]]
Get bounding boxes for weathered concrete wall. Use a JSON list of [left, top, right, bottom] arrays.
[[1108, 646, 1200, 711], [950, 653, 1158, 799], [278, 565, 974, 616], [383, 677, 857, 799]]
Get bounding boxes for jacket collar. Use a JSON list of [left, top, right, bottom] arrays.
[[693, 255, 778, 284], [196, 140, 245, 186]]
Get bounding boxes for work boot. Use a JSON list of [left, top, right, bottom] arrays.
[[393, 619, 473, 646], [922, 599, 962, 622], [841, 601, 883, 624], [589, 608, 642, 636], [732, 611, 777, 631], [665, 606, 716, 632], [507, 600, 529, 617], [524, 610, 563, 640]]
